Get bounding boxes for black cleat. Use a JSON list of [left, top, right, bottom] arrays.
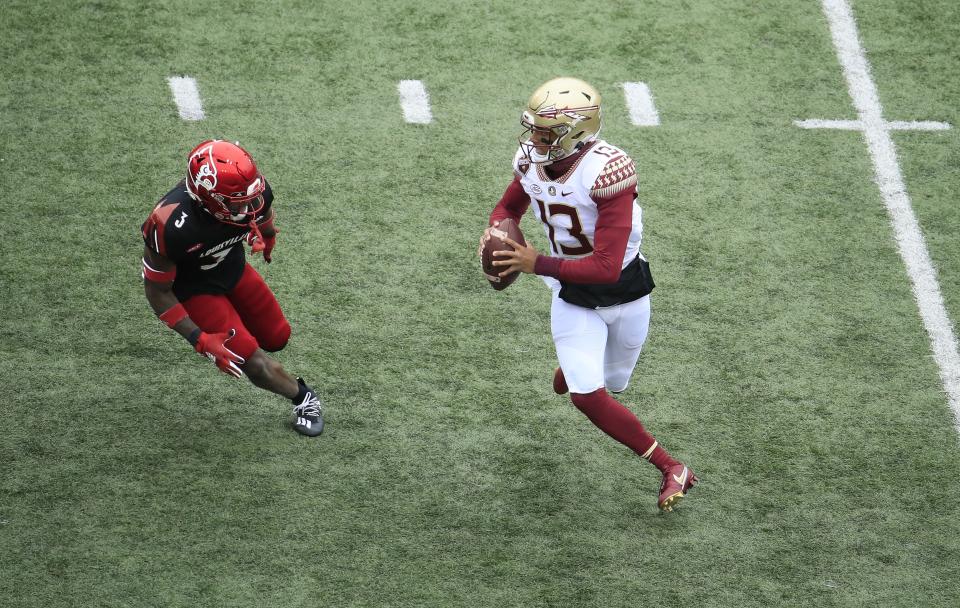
[[292, 378, 324, 437]]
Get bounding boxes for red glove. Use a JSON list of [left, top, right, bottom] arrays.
[[247, 221, 278, 263], [262, 231, 277, 263], [194, 329, 245, 378]]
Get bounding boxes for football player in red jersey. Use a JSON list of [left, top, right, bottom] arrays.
[[480, 78, 696, 511], [141, 140, 323, 436]]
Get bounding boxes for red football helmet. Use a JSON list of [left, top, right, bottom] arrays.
[[186, 140, 266, 225]]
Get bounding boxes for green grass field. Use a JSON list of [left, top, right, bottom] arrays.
[[3, 0, 960, 606]]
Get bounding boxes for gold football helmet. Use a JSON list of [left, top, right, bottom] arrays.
[[519, 77, 602, 165]]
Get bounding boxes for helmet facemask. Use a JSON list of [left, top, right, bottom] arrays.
[[208, 179, 265, 225], [519, 115, 572, 164]]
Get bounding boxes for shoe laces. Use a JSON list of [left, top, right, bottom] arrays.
[[295, 393, 323, 418]]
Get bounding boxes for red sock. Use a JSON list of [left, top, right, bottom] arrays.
[[570, 388, 679, 473]]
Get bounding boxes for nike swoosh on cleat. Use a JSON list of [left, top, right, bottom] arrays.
[[672, 467, 688, 486]]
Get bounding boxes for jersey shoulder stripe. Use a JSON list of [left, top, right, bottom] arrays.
[[142, 199, 180, 256], [141, 181, 197, 259], [591, 153, 637, 199]]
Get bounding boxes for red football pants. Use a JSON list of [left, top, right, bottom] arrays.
[[183, 264, 291, 361]]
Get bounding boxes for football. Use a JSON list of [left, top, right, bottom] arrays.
[[481, 218, 526, 291]]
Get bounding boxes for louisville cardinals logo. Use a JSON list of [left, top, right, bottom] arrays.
[[189, 144, 218, 192], [535, 105, 598, 122]]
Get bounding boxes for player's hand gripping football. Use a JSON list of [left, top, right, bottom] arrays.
[[478, 221, 537, 275], [477, 221, 501, 258], [194, 329, 245, 378], [492, 236, 538, 276]]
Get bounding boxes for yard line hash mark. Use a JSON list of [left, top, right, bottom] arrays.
[[799, 0, 959, 432], [622, 82, 660, 126], [795, 119, 951, 131], [167, 76, 205, 121], [397, 80, 433, 124]]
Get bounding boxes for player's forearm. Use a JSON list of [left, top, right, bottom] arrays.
[[144, 281, 201, 344], [258, 208, 277, 238], [490, 176, 529, 225], [534, 246, 624, 284]]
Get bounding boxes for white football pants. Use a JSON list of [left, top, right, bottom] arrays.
[[550, 290, 651, 395]]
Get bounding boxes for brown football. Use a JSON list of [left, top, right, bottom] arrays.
[[481, 218, 526, 291]]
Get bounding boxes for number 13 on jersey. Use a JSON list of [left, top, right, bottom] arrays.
[[535, 199, 593, 256]]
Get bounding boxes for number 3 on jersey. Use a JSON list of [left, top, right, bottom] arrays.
[[200, 249, 231, 270], [535, 199, 593, 256]]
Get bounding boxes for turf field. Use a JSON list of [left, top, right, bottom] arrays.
[[3, 0, 960, 606]]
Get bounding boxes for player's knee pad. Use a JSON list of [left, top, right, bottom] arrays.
[[258, 320, 291, 352]]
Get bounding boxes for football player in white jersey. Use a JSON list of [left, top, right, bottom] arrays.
[[480, 77, 697, 512]]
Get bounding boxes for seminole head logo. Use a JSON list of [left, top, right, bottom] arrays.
[[535, 105, 598, 122], [189, 144, 218, 192]]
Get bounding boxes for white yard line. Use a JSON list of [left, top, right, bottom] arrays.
[[167, 76, 205, 121], [794, 118, 863, 130], [816, 0, 960, 432], [397, 80, 433, 124], [622, 82, 660, 126], [886, 120, 952, 131], [795, 119, 951, 131]]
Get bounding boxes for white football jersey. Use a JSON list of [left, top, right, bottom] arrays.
[[512, 140, 643, 269]]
